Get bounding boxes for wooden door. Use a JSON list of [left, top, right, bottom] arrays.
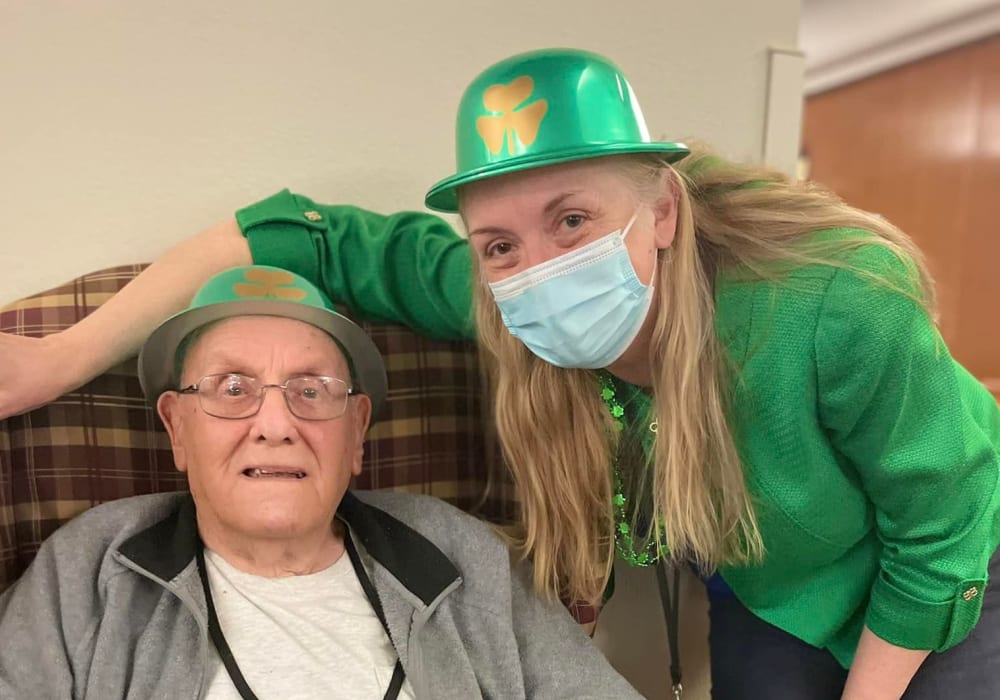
[[803, 36, 1000, 400]]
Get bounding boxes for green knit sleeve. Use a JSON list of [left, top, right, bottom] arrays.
[[234, 189, 476, 341], [815, 246, 1000, 652]]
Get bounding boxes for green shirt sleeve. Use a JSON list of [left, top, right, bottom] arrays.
[[815, 246, 1000, 652], [235, 189, 476, 341]]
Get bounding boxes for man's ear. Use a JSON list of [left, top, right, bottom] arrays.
[[157, 392, 189, 473], [652, 171, 680, 250], [348, 394, 372, 477]]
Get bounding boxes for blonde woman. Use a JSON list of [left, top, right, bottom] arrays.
[[2, 49, 999, 699]]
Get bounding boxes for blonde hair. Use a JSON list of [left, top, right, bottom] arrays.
[[469, 143, 935, 605]]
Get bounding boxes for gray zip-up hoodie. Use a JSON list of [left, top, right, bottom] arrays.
[[0, 490, 641, 699]]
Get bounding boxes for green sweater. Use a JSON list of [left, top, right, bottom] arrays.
[[236, 190, 1000, 668]]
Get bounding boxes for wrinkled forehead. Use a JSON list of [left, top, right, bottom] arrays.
[[180, 315, 350, 378]]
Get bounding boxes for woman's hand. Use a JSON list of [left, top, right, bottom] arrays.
[[0, 332, 81, 419], [0, 218, 252, 421], [841, 626, 930, 700]]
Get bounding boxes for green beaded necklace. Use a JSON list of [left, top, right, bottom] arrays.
[[597, 370, 664, 567]]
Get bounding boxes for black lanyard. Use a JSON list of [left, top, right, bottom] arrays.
[[609, 374, 683, 698], [196, 536, 406, 700], [655, 561, 683, 699]]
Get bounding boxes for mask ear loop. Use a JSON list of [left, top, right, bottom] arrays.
[[620, 210, 641, 240], [646, 245, 659, 290], [622, 209, 658, 289]]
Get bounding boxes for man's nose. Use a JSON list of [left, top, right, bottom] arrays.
[[250, 386, 297, 443]]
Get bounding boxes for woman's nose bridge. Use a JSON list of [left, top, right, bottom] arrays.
[[523, 236, 563, 269]]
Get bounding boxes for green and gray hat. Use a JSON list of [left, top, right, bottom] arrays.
[[138, 265, 387, 419], [425, 47, 690, 212]]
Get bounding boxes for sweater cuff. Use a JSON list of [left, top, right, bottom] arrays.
[[865, 570, 987, 651], [235, 189, 325, 286]]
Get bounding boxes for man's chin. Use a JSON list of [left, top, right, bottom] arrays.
[[234, 516, 329, 542], [234, 498, 334, 537]]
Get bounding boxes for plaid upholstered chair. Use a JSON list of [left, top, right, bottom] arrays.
[[0, 264, 514, 593]]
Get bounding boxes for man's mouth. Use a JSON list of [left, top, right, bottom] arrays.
[[242, 468, 307, 480]]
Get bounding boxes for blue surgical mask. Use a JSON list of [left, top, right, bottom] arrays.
[[488, 212, 655, 369]]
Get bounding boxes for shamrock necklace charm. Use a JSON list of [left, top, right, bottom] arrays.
[[598, 371, 663, 567]]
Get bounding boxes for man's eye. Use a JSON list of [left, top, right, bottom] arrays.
[[219, 376, 250, 397], [563, 214, 585, 229], [301, 387, 320, 400]]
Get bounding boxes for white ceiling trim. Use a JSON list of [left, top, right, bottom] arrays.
[[804, 3, 1000, 96]]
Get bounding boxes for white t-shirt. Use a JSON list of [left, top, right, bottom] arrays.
[[202, 548, 415, 700]]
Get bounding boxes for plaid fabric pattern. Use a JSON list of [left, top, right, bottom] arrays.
[[0, 265, 514, 593]]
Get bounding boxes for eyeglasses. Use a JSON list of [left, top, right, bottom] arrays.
[[177, 373, 357, 421]]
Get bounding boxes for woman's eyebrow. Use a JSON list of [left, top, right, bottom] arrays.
[[542, 191, 583, 216]]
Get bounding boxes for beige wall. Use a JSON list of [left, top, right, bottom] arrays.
[[1, 0, 800, 303], [0, 2, 802, 697]]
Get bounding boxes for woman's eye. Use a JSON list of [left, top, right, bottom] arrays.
[[563, 214, 586, 229], [224, 384, 245, 397], [485, 241, 513, 258]]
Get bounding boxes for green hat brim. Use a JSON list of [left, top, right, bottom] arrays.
[[425, 141, 690, 213], [138, 300, 388, 421]]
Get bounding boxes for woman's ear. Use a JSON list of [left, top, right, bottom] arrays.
[[652, 171, 680, 250]]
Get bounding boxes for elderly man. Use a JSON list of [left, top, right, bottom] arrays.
[[0, 265, 640, 700]]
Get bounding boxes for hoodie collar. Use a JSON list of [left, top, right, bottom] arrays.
[[117, 491, 460, 606]]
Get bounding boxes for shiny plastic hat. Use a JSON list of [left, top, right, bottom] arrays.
[[425, 48, 690, 212], [138, 265, 388, 420]]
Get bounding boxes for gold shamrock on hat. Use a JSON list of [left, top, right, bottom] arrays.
[[475, 76, 548, 156], [233, 268, 308, 301]]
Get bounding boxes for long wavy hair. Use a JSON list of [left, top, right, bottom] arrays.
[[466, 143, 936, 605]]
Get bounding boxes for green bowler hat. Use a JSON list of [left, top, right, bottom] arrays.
[[138, 265, 388, 419], [425, 48, 690, 212]]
